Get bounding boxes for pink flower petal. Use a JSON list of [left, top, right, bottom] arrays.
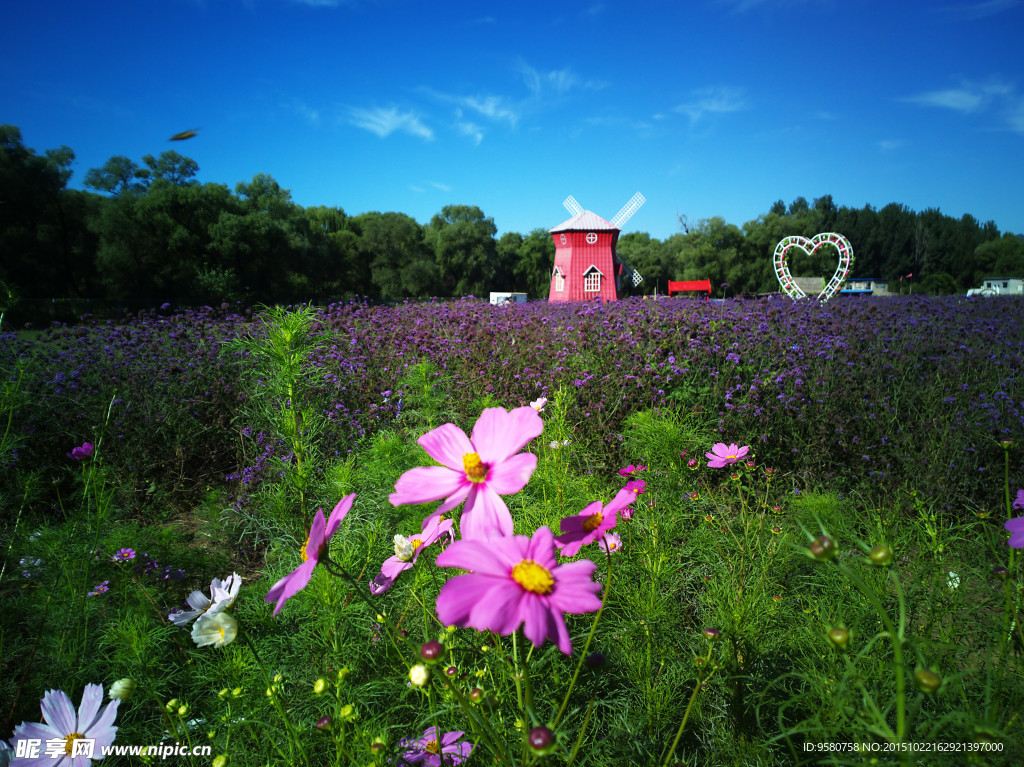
[[380, 556, 413, 580], [485, 452, 538, 496], [436, 574, 506, 627], [461, 485, 514, 540], [324, 494, 355, 540], [435, 536, 523, 576], [265, 559, 316, 616], [471, 407, 543, 465], [418, 423, 473, 469], [304, 509, 327, 561], [468, 584, 525, 636], [390, 466, 466, 507]]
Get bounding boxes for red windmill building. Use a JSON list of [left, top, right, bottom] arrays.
[[548, 193, 645, 302]]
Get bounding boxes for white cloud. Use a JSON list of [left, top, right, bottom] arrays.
[[456, 119, 484, 146], [431, 182, 452, 192], [903, 78, 1012, 113], [344, 106, 434, 140], [517, 62, 604, 97], [673, 86, 747, 124], [903, 78, 1024, 136], [461, 95, 520, 126]]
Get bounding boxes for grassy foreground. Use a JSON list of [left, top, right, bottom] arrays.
[[1, 298, 1023, 766]]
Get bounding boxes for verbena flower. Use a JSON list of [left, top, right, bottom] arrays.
[[435, 526, 602, 655], [369, 516, 454, 595], [265, 494, 355, 616], [8, 684, 119, 765], [169, 572, 242, 627], [704, 442, 750, 468], [192, 611, 238, 648], [389, 408, 542, 540], [66, 442, 95, 461], [1005, 517, 1024, 548], [554, 488, 636, 557], [397, 726, 473, 766]]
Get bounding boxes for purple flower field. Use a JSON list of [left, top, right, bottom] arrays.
[[5, 295, 1023, 515]]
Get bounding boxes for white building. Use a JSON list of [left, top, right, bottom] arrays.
[[967, 278, 1024, 297]]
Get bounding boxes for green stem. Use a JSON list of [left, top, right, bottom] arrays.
[[662, 643, 715, 766], [554, 544, 613, 728], [241, 631, 310, 765]]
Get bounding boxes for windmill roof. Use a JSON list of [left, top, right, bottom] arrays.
[[549, 210, 618, 232]]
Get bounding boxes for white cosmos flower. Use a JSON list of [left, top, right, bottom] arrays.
[[393, 534, 415, 562], [170, 572, 242, 627], [530, 397, 547, 413], [192, 611, 238, 648]]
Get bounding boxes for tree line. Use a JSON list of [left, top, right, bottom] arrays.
[[3, 124, 1022, 315]]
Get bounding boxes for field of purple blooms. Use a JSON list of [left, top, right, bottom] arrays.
[[4, 295, 1023, 520]]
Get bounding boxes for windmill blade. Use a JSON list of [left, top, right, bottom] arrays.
[[563, 195, 584, 217], [610, 192, 646, 228], [618, 255, 644, 288]]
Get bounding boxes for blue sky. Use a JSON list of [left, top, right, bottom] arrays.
[[4, 0, 1023, 240]]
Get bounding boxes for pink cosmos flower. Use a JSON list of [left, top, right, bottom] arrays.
[[8, 684, 119, 766], [369, 516, 454, 595], [66, 442, 95, 461], [618, 464, 647, 477], [265, 494, 355, 616], [1014, 489, 1024, 510], [1005, 517, 1024, 548], [704, 442, 750, 468], [624, 478, 646, 496], [554, 488, 636, 557], [435, 526, 602, 655], [598, 532, 622, 555], [389, 407, 543, 540], [397, 726, 473, 766]]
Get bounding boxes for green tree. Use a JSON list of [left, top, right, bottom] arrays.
[[427, 204, 498, 297], [354, 211, 436, 299], [0, 125, 95, 298], [510, 228, 555, 300], [83, 155, 151, 195]]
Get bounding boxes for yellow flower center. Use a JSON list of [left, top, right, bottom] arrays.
[[581, 513, 603, 532], [65, 733, 85, 755], [463, 452, 489, 482], [425, 739, 440, 754], [412, 539, 423, 550], [511, 559, 554, 595], [300, 534, 311, 562]]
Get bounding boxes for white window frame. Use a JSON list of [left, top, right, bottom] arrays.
[[583, 267, 602, 293], [553, 268, 565, 292]]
